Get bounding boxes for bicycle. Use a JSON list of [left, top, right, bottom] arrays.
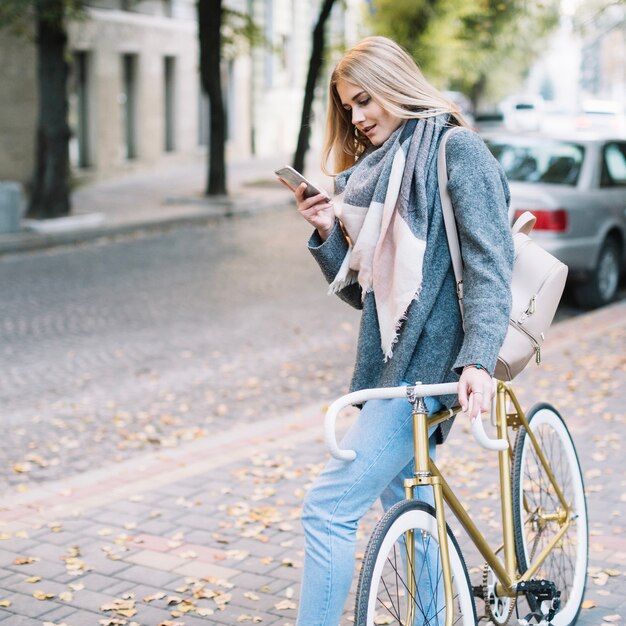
[[324, 380, 588, 626]]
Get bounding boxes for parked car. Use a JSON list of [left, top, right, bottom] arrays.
[[500, 95, 545, 133], [484, 133, 626, 309], [576, 99, 626, 134]]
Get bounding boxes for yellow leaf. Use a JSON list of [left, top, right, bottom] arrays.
[[25, 576, 41, 583], [59, 591, 73, 602], [582, 599, 597, 609], [0, 600, 11, 607], [33, 590, 55, 600]]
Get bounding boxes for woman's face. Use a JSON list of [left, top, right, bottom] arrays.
[[335, 79, 403, 146]]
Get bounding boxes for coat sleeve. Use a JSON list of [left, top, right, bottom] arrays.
[[445, 130, 514, 376], [308, 220, 363, 310]]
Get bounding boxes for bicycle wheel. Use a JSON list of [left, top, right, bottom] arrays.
[[355, 499, 476, 626], [512, 403, 588, 626]]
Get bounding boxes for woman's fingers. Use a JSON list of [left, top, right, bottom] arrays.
[[459, 368, 493, 420]]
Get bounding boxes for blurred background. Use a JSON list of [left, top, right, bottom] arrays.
[[0, 0, 624, 195]]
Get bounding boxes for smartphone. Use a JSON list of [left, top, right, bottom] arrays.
[[274, 166, 330, 200]]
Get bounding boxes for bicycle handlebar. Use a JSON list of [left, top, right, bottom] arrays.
[[324, 382, 508, 461]]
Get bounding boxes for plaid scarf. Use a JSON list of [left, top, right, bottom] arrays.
[[330, 116, 450, 360]]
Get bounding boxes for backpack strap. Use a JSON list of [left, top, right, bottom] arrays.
[[437, 126, 466, 320], [512, 210, 536, 236]]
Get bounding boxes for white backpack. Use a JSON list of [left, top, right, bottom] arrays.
[[437, 128, 568, 381]]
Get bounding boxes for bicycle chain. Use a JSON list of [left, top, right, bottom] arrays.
[[482, 563, 516, 625]]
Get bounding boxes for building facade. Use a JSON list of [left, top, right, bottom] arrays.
[[0, 0, 366, 188]]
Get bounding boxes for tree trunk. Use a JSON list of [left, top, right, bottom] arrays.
[[469, 72, 487, 113], [198, 0, 227, 196], [292, 0, 337, 174], [28, 0, 71, 219]]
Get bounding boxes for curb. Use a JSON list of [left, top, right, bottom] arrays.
[[0, 196, 293, 256], [0, 400, 334, 530]]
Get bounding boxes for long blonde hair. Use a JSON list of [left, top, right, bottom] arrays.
[[322, 36, 469, 175]]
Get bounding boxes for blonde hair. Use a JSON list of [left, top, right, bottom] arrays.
[[322, 36, 469, 175]]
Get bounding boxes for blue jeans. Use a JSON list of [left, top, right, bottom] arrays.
[[297, 394, 443, 626]]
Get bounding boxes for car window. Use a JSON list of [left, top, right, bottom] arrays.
[[601, 142, 626, 187], [486, 139, 585, 185]]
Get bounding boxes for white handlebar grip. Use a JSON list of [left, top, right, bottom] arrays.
[[470, 413, 509, 451], [324, 396, 357, 461]]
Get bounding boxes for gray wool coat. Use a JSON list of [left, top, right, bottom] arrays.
[[308, 128, 514, 442]]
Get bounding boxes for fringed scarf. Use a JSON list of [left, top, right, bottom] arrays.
[[329, 116, 450, 360]]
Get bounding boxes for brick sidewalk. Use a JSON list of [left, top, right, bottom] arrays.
[[0, 302, 625, 625]]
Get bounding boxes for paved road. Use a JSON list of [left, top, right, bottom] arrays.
[[1, 208, 624, 493], [0, 208, 361, 492]]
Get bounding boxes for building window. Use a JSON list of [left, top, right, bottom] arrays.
[[121, 53, 138, 160], [164, 56, 176, 152], [69, 50, 91, 168], [163, 0, 173, 17]]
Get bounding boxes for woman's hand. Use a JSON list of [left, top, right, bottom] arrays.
[[458, 366, 493, 421], [294, 183, 335, 240]]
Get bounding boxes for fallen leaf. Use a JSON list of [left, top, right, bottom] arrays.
[[274, 599, 297, 610], [33, 590, 55, 600], [14, 556, 39, 565], [244, 592, 260, 601], [603, 616, 621, 623], [582, 599, 597, 609], [0, 600, 11, 607], [144, 592, 167, 602]]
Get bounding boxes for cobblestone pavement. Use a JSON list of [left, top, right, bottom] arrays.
[[0, 300, 624, 625], [0, 208, 360, 493]]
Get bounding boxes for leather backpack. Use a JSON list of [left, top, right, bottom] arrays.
[[437, 127, 568, 381]]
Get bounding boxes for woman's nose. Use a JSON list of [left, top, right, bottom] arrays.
[[352, 107, 365, 125]]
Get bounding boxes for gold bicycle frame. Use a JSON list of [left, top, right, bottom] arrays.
[[402, 381, 572, 626]]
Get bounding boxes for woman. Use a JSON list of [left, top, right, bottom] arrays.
[[292, 36, 513, 625]]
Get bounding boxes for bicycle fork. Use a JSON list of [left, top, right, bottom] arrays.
[[403, 395, 454, 626]]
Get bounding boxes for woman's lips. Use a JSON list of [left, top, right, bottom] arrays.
[[363, 124, 376, 136]]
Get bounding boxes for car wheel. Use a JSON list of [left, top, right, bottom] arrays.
[[573, 238, 622, 309]]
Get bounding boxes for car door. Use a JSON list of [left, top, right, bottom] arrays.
[[599, 141, 626, 263]]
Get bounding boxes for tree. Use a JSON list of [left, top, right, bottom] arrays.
[[0, 0, 84, 219], [197, 1, 260, 196], [198, 0, 226, 196], [369, 0, 560, 111], [292, 0, 338, 175]]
